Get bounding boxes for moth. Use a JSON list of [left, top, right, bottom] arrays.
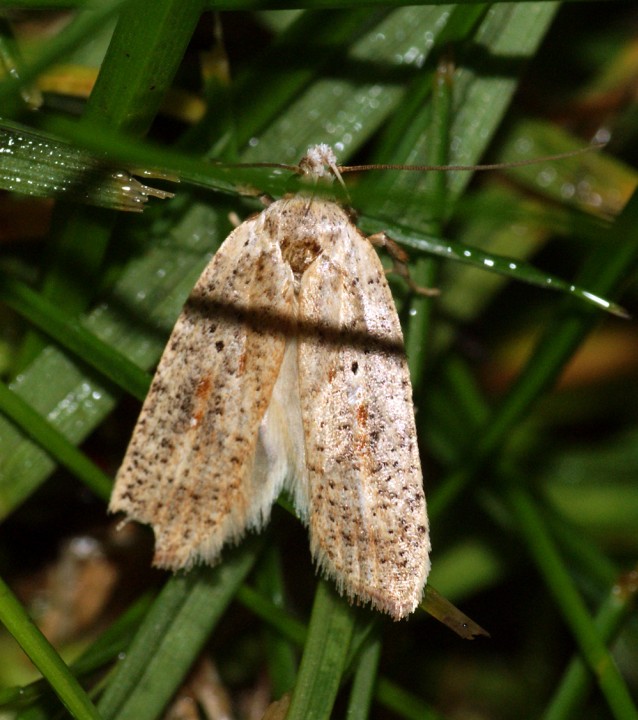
[[110, 145, 430, 620]]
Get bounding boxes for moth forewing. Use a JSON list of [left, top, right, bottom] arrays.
[[296, 204, 429, 619], [110, 155, 431, 620], [110, 208, 297, 569]]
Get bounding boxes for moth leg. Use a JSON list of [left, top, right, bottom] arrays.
[[368, 231, 440, 297]]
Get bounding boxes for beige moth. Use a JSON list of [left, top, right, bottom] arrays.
[[110, 144, 430, 620]]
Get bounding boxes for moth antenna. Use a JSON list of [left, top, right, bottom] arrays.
[[337, 140, 606, 174], [211, 140, 605, 178]]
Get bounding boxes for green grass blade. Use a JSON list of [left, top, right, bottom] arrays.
[[0, 120, 172, 209], [231, 7, 388, 150], [0, 380, 112, 503], [98, 542, 259, 720], [83, 0, 206, 134], [254, 546, 298, 698], [285, 580, 356, 720], [375, 677, 445, 720], [0, 594, 153, 708], [345, 630, 382, 720], [28, 0, 206, 324], [0, 575, 102, 720], [0, 274, 151, 401], [236, 584, 307, 646], [14, 0, 206, 373], [544, 574, 638, 720], [505, 481, 638, 720], [239, 5, 458, 163], [236, 583, 441, 717], [430, 186, 638, 518], [358, 214, 626, 316], [0, 0, 129, 113]]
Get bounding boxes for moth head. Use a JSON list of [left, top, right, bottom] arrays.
[[299, 144, 338, 179], [298, 144, 348, 195]]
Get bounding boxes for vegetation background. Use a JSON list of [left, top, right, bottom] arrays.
[[0, 1, 637, 719]]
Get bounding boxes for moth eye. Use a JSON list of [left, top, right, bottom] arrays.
[[351, 361, 359, 374]]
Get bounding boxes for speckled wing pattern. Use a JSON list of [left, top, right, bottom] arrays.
[[110, 193, 430, 619], [110, 208, 296, 569], [294, 199, 430, 619]]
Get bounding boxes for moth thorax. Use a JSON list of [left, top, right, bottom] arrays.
[[280, 232, 323, 278]]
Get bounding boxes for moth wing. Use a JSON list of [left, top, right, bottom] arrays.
[[110, 211, 296, 569], [297, 217, 430, 620]]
